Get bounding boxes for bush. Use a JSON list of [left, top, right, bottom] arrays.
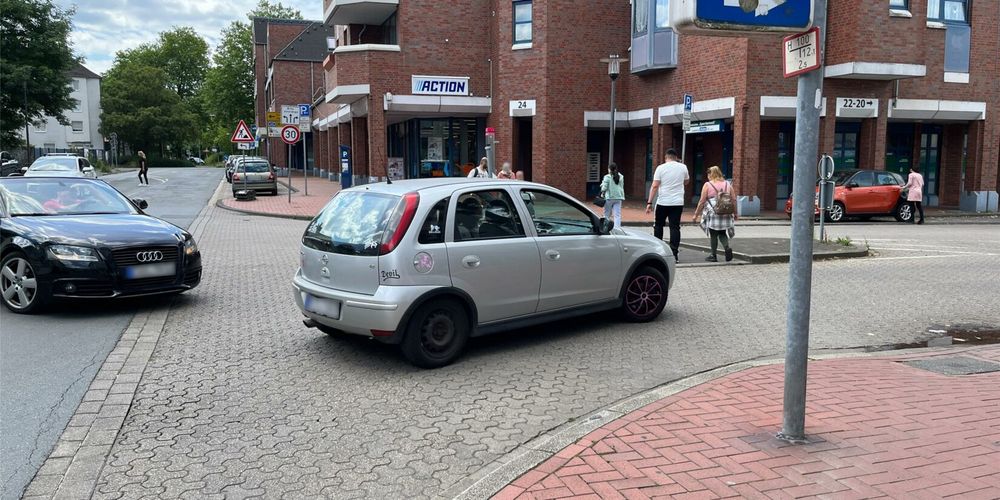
[[94, 159, 113, 173], [205, 152, 223, 166], [148, 157, 195, 168]]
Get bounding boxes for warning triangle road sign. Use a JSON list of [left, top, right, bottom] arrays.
[[230, 120, 255, 143]]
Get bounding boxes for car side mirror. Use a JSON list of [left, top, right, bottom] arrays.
[[598, 218, 614, 235], [20, 167, 27, 173], [847, 182, 858, 189], [133, 198, 149, 210]]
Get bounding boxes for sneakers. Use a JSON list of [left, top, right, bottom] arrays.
[[725, 248, 734, 262], [705, 255, 718, 262]]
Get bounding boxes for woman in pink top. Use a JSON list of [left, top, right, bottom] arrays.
[[902, 166, 925, 224]]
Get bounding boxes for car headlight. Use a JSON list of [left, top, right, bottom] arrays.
[[184, 235, 199, 255], [49, 244, 100, 262]]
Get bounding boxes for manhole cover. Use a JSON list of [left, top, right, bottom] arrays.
[[903, 356, 1000, 376]]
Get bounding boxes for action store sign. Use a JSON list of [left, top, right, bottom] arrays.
[[412, 76, 470, 96]]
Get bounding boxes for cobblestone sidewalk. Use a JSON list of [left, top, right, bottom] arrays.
[[494, 346, 1000, 499]]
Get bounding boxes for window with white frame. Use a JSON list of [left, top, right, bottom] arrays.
[[655, 0, 670, 29], [513, 0, 532, 44], [927, 0, 969, 23], [889, 0, 907, 9], [71, 79, 80, 91], [71, 121, 83, 132]]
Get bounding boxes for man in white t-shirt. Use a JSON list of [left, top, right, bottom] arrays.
[[645, 148, 689, 261]]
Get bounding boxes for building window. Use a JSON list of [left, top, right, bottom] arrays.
[[513, 1, 532, 44], [655, 0, 670, 29], [633, 0, 648, 35], [33, 121, 46, 133], [381, 13, 397, 45], [832, 122, 860, 169], [889, 0, 907, 8], [927, 0, 968, 23], [70, 79, 79, 91], [71, 121, 84, 132]]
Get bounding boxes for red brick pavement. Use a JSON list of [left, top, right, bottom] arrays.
[[219, 174, 341, 219], [494, 346, 1000, 499]]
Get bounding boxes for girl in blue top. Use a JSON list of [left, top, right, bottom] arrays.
[[600, 163, 626, 229]]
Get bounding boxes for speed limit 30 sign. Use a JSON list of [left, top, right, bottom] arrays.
[[281, 125, 300, 145]]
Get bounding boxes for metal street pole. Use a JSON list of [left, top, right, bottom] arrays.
[[287, 143, 292, 204], [779, 0, 828, 443], [605, 54, 624, 168], [23, 81, 31, 161], [303, 133, 308, 196]]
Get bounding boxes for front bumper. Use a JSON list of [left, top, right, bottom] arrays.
[[292, 269, 439, 338], [46, 250, 201, 299]]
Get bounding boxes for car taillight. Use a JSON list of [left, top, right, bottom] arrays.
[[232, 174, 240, 182], [379, 192, 419, 255], [268, 172, 275, 180]]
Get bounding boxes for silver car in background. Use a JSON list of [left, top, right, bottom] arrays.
[[293, 178, 676, 368], [231, 160, 277, 196], [23, 155, 97, 179]]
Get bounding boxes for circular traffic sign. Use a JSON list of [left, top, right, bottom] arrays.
[[281, 125, 300, 145]]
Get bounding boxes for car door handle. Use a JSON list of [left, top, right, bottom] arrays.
[[545, 250, 560, 261], [462, 255, 480, 268]]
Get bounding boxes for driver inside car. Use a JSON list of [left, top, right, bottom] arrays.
[[455, 197, 484, 240], [42, 188, 82, 213]]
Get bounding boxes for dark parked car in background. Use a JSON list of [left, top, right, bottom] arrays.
[[1, 151, 18, 177], [0, 177, 202, 313]]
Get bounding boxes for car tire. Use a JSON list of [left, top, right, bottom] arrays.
[[271, 189, 278, 196], [401, 298, 470, 368], [826, 202, 846, 223], [0, 252, 49, 314], [894, 202, 913, 222], [621, 266, 668, 323]]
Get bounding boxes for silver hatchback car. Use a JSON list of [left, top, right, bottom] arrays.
[[293, 179, 676, 368]]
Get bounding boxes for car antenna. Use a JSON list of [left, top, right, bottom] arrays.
[[386, 174, 392, 184]]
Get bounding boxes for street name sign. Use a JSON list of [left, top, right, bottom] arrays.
[[782, 27, 820, 78], [230, 120, 255, 143], [281, 125, 300, 145], [670, 0, 814, 34]]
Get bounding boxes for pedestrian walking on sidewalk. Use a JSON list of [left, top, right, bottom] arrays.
[[496, 162, 516, 180], [902, 165, 925, 224], [693, 166, 737, 262], [600, 163, 625, 229], [468, 157, 493, 178], [646, 148, 690, 262], [137, 151, 148, 186]]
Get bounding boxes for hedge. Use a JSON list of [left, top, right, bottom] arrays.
[[148, 157, 195, 168]]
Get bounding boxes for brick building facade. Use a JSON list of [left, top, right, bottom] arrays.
[[311, 0, 999, 213], [253, 18, 333, 170]]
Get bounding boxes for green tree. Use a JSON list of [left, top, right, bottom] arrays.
[[158, 27, 209, 99], [0, 0, 79, 149], [100, 61, 197, 155], [201, 1, 303, 132]]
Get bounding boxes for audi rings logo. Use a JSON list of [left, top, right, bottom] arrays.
[[136, 251, 164, 263]]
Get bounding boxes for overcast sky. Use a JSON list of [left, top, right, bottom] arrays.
[[58, 0, 323, 74]]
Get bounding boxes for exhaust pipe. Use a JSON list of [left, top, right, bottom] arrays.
[[303, 318, 318, 329]]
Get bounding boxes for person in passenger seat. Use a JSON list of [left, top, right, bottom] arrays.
[[456, 197, 483, 240]]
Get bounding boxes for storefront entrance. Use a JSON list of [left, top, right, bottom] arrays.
[[387, 118, 486, 179], [833, 122, 860, 169], [919, 125, 942, 203], [885, 123, 915, 176]]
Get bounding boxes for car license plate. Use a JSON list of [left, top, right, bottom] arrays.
[[124, 263, 175, 279], [304, 294, 341, 319]]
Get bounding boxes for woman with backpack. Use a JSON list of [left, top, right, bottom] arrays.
[[600, 163, 625, 229], [693, 166, 737, 262]]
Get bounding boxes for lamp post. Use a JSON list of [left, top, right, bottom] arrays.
[[601, 54, 627, 169]]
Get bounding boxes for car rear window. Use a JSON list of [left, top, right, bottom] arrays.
[[240, 162, 270, 173], [303, 191, 399, 256]]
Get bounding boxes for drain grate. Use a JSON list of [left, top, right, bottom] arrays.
[[903, 356, 1000, 376]]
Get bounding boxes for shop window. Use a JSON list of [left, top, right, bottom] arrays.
[[927, 0, 968, 23], [513, 1, 532, 44], [631, 0, 678, 73]]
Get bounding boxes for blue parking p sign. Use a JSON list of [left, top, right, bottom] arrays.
[[671, 0, 813, 34], [298, 104, 310, 117]]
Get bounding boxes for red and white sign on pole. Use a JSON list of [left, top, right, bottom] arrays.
[[782, 27, 821, 78], [280, 125, 300, 145], [230, 120, 255, 143]]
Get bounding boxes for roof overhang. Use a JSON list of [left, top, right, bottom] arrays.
[[658, 97, 735, 124], [888, 99, 986, 121], [383, 94, 491, 115], [325, 0, 398, 26], [825, 62, 926, 80], [760, 96, 828, 119], [325, 84, 370, 105], [584, 108, 654, 129]]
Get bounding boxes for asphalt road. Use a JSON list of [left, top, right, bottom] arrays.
[[0, 167, 222, 500], [88, 205, 1000, 499]]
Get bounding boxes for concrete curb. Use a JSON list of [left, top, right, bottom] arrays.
[[678, 241, 869, 264], [20, 181, 226, 500], [215, 198, 314, 221], [440, 344, 971, 500]]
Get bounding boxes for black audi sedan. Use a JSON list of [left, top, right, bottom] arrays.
[[0, 177, 201, 313]]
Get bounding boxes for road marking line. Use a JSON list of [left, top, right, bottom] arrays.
[[873, 247, 995, 255]]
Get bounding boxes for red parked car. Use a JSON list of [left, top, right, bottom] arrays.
[[785, 169, 913, 222]]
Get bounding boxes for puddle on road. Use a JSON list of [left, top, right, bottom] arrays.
[[866, 324, 1000, 351]]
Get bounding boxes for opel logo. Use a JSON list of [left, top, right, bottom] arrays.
[[136, 251, 164, 263]]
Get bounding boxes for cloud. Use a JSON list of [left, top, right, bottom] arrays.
[[56, 0, 322, 74]]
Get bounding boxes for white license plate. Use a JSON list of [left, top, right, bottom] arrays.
[[124, 263, 175, 279], [304, 294, 341, 319]]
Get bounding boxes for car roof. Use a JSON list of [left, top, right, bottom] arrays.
[[343, 178, 553, 197], [30, 157, 78, 165]]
